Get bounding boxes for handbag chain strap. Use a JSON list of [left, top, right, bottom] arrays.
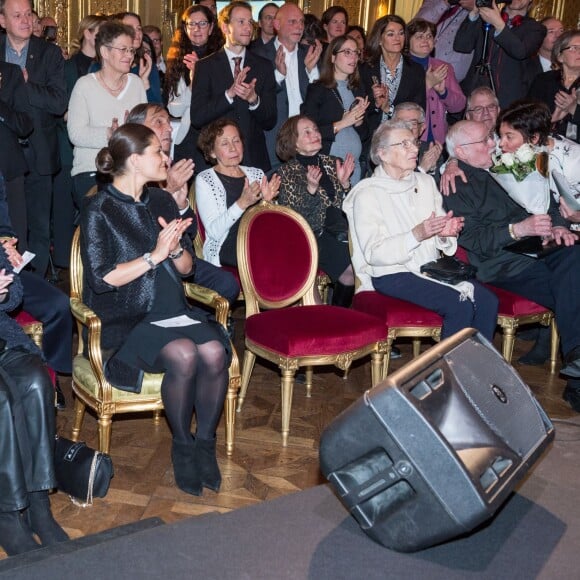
[[70, 452, 99, 508]]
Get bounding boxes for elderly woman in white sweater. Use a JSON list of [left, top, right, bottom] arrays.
[[195, 119, 280, 267], [343, 120, 498, 341]]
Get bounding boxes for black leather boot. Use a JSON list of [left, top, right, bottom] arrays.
[[331, 282, 354, 308], [26, 490, 69, 546], [195, 437, 221, 492], [0, 511, 40, 556], [171, 436, 202, 496]]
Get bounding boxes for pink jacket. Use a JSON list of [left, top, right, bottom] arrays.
[[424, 57, 466, 144]]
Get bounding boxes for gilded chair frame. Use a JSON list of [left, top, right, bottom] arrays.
[[19, 318, 44, 349], [236, 202, 386, 446], [69, 228, 240, 455]]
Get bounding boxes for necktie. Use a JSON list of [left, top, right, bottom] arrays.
[[233, 56, 242, 78]]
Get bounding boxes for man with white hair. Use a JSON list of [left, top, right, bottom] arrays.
[[444, 119, 580, 411]]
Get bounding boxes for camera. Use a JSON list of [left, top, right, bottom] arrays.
[[475, 0, 512, 7]]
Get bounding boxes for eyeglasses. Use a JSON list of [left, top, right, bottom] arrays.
[[561, 45, 580, 53], [385, 139, 420, 150], [105, 45, 136, 56], [458, 133, 494, 147], [413, 33, 434, 41], [335, 48, 361, 57], [185, 20, 210, 29], [466, 104, 498, 115]]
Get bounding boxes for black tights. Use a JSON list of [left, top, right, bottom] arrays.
[[155, 339, 228, 444]]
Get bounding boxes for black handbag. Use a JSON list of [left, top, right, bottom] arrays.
[[420, 255, 477, 285], [54, 436, 114, 507]]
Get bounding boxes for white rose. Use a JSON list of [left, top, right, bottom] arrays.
[[501, 152, 515, 167], [515, 144, 535, 163]]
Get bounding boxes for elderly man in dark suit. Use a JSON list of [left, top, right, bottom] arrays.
[[251, 2, 323, 170], [454, 0, 545, 109], [0, 0, 67, 276], [189, 1, 277, 173], [444, 119, 580, 411], [0, 60, 32, 251]]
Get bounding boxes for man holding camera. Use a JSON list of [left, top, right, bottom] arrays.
[[454, 0, 545, 109]]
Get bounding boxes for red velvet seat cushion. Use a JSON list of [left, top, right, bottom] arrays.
[[485, 285, 549, 317], [245, 305, 387, 357], [352, 292, 443, 327], [13, 310, 41, 325]]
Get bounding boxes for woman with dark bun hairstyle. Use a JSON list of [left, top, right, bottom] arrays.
[[81, 123, 230, 497]]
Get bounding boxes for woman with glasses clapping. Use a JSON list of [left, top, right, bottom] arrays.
[[343, 120, 498, 342], [302, 35, 370, 184], [68, 20, 147, 206]]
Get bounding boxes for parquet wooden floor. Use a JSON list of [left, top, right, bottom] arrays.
[[1, 307, 576, 560]]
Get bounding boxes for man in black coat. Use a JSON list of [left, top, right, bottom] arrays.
[[0, 60, 32, 251], [0, 0, 67, 276], [444, 120, 580, 410], [251, 2, 323, 170], [189, 1, 277, 173], [454, 0, 545, 109]]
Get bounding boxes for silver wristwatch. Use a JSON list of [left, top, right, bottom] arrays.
[[143, 252, 157, 270]]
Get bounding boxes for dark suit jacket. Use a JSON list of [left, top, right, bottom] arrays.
[[359, 57, 427, 137], [443, 160, 566, 283], [189, 48, 277, 173], [454, 15, 545, 109], [251, 38, 312, 168], [301, 81, 369, 156], [0, 35, 67, 175], [0, 61, 32, 181]]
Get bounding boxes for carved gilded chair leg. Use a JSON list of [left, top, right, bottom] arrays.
[[412, 339, 421, 358], [501, 324, 517, 363], [237, 349, 256, 412], [224, 378, 238, 457], [383, 338, 394, 377], [153, 409, 162, 425], [371, 351, 384, 386], [71, 395, 86, 442], [305, 366, 313, 397], [549, 319, 559, 374], [280, 366, 296, 447], [98, 415, 113, 454]]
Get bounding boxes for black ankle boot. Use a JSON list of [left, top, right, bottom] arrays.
[[171, 436, 202, 496], [55, 377, 66, 410], [563, 379, 580, 412], [0, 511, 40, 556], [331, 282, 355, 308], [195, 437, 221, 492], [518, 326, 551, 366], [26, 490, 69, 546]]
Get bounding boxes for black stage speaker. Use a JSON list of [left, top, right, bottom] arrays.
[[319, 328, 554, 552]]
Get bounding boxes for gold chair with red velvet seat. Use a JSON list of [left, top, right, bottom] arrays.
[[235, 202, 388, 446], [352, 292, 443, 376]]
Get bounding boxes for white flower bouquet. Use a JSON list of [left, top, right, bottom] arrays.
[[490, 144, 550, 214]]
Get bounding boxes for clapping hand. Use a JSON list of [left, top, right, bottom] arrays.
[[413, 211, 455, 242], [440, 212, 465, 238], [138, 51, 152, 90], [419, 142, 443, 174], [306, 165, 322, 194], [1, 238, 23, 269], [336, 154, 355, 188], [304, 40, 323, 73], [0, 268, 14, 300], [426, 63, 448, 94], [166, 158, 195, 208], [238, 178, 262, 209], [153, 217, 193, 262], [261, 174, 280, 201], [275, 45, 287, 76]]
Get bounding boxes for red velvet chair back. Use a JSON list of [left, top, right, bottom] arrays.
[[237, 203, 318, 315]]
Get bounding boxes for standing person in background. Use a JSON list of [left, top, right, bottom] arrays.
[[195, 0, 217, 18], [189, 1, 277, 173], [143, 25, 166, 82], [321, 6, 348, 45], [249, 3, 278, 50], [416, 0, 475, 84], [537, 16, 564, 73], [302, 35, 369, 184], [454, 0, 545, 109], [360, 15, 426, 139], [347, 25, 367, 62], [407, 18, 466, 145], [68, 20, 147, 209], [0, 0, 68, 277], [252, 1, 323, 171], [165, 4, 223, 169]]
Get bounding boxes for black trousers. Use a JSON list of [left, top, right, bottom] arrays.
[[0, 349, 56, 512], [192, 259, 240, 305], [490, 245, 580, 355]]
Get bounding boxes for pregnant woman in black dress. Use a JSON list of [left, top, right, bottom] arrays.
[[81, 123, 230, 496]]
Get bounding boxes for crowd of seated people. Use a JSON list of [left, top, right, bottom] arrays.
[[1, 0, 580, 557]]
